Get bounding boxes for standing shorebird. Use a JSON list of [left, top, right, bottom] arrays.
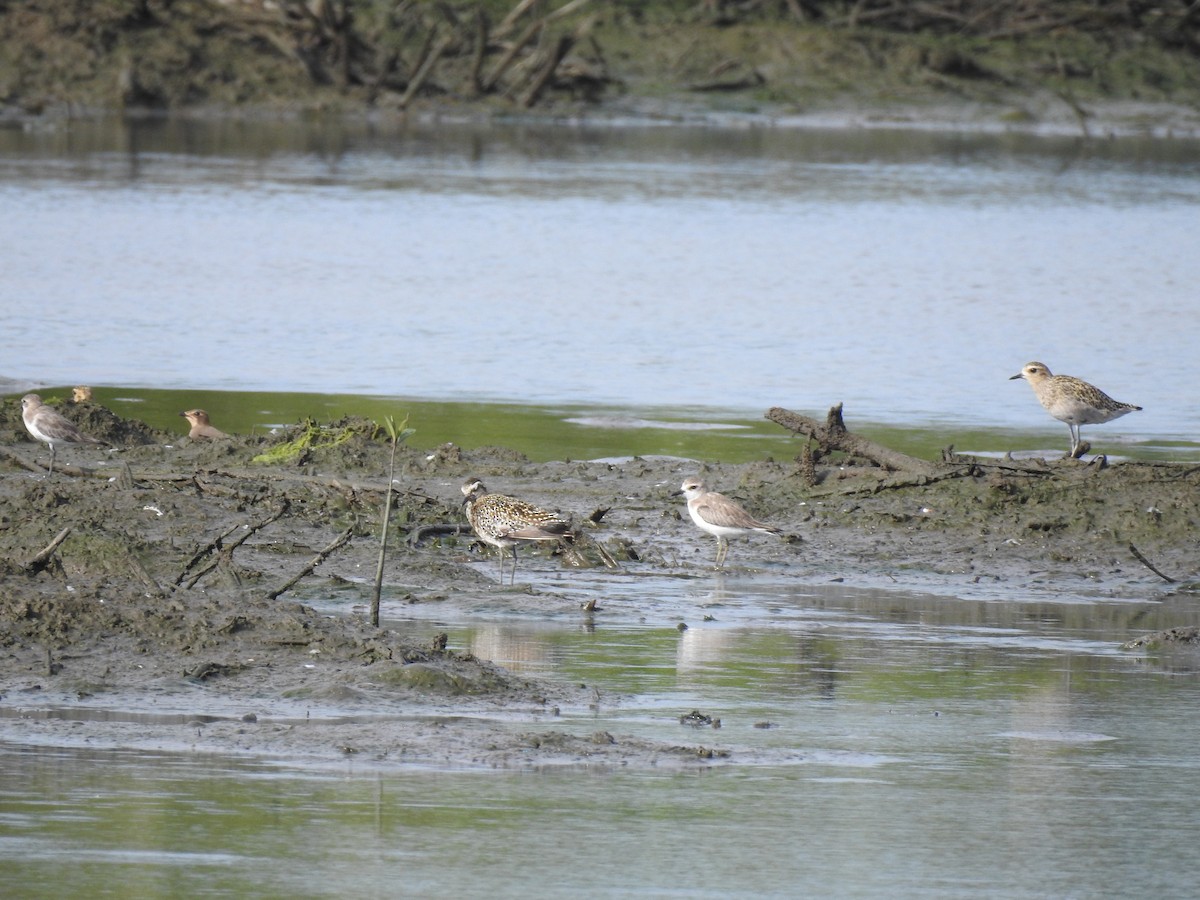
[[1010, 361, 1141, 458], [181, 409, 229, 440], [679, 477, 783, 568], [20, 393, 105, 474], [460, 478, 573, 584]]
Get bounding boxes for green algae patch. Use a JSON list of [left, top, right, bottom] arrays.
[[252, 418, 376, 466]]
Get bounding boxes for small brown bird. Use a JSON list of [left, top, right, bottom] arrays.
[[461, 478, 572, 584], [680, 477, 783, 568], [1010, 361, 1141, 458], [180, 409, 229, 441], [20, 393, 105, 474], [71, 386, 93, 403]]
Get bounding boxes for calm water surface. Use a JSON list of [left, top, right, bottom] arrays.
[[3, 118, 1200, 895], [2, 117, 1199, 451], [4, 573, 1200, 897]]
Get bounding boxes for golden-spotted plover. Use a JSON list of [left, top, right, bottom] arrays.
[[461, 478, 572, 584], [1010, 361, 1142, 458], [181, 409, 229, 440], [20, 393, 105, 474], [679, 477, 782, 568]]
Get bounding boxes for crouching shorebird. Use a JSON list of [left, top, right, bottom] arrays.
[[1010, 361, 1141, 459], [460, 478, 573, 584], [181, 408, 228, 440], [20, 393, 105, 475], [679, 477, 783, 568]]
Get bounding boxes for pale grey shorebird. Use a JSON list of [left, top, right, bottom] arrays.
[[460, 478, 573, 584], [679, 477, 783, 568], [180, 409, 229, 440], [20, 393, 105, 474], [1010, 361, 1142, 458]]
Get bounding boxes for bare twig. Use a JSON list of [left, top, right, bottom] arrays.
[[519, 32, 574, 106], [177, 500, 290, 587], [407, 522, 473, 546], [399, 31, 452, 108], [265, 527, 354, 601], [24, 527, 72, 574], [1130, 543, 1176, 584], [481, 18, 544, 91]]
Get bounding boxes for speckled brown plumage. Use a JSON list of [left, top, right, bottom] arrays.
[[461, 478, 572, 584], [1011, 361, 1141, 458]]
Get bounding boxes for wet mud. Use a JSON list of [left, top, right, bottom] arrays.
[[1, 397, 1197, 769]]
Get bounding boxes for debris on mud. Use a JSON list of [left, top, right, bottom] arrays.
[[1, 396, 1197, 768]]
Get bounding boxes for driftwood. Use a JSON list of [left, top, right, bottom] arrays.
[[408, 522, 473, 546], [481, 17, 544, 92], [398, 31, 452, 109], [265, 527, 353, 601], [767, 404, 945, 476], [768, 404, 1132, 498], [519, 33, 576, 107], [1129, 543, 1176, 584], [207, 0, 609, 108], [0, 446, 103, 479], [24, 527, 72, 574], [177, 500, 291, 588]]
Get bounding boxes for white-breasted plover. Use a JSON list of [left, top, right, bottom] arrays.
[[679, 477, 782, 568], [20, 393, 105, 474]]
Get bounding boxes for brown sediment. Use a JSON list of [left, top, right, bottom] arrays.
[[0, 398, 1197, 768]]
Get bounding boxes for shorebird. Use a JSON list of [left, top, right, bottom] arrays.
[[181, 409, 229, 440], [460, 478, 572, 584], [679, 477, 782, 568], [71, 386, 93, 403], [1010, 361, 1141, 458], [20, 393, 105, 474]]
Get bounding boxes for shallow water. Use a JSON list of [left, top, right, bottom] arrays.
[[4, 117, 1200, 895], [4, 574, 1200, 897], [3, 117, 1200, 454]]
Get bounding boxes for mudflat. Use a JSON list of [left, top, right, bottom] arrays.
[[1, 398, 1196, 769]]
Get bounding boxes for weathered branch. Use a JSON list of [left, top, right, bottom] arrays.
[[495, 0, 543, 38], [1129, 543, 1175, 584], [481, 18, 544, 91], [399, 30, 452, 108], [0, 446, 102, 479], [265, 527, 353, 601], [767, 404, 944, 476], [519, 33, 574, 106], [407, 522, 473, 546], [24, 527, 72, 574], [178, 500, 291, 588], [466, 5, 489, 95]]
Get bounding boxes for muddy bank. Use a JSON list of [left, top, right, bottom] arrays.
[[4, 2, 1200, 138], [1, 397, 1197, 769]]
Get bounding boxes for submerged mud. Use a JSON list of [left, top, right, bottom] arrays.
[[0, 398, 1197, 769]]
